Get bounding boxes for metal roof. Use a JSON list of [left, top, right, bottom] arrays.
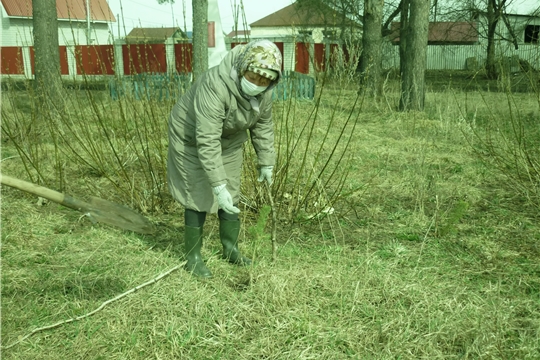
[[390, 22, 479, 44], [250, 2, 361, 28], [1, 0, 115, 22], [125, 27, 187, 43]]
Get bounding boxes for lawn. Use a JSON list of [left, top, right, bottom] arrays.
[[1, 71, 539, 359]]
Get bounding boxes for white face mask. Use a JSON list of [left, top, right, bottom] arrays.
[[241, 76, 268, 96]]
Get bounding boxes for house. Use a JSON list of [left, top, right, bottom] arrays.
[[0, 0, 230, 79], [0, 0, 116, 46], [125, 27, 187, 44], [461, 5, 540, 70], [383, 6, 539, 72], [485, 11, 540, 46], [249, 2, 362, 42], [471, 8, 540, 71], [225, 1, 362, 75], [489, 2, 540, 46]]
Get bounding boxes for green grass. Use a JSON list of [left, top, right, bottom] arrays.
[[2, 81, 540, 359]]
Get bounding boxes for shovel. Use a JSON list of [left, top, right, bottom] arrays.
[[1, 174, 155, 235]]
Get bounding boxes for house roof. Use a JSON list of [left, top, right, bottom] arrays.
[[1, 0, 115, 22], [390, 22, 478, 44], [125, 27, 187, 43], [250, 2, 360, 28]]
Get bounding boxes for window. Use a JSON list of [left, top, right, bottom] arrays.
[[298, 30, 313, 36], [323, 30, 338, 40], [524, 25, 539, 44], [297, 30, 313, 42]]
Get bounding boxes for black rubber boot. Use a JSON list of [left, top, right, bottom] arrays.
[[184, 225, 212, 278], [219, 219, 252, 266]]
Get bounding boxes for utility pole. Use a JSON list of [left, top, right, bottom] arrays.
[[86, 0, 91, 44], [171, 1, 175, 28]]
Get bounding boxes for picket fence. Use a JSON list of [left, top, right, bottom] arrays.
[[108, 70, 316, 101], [381, 43, 540, 71]]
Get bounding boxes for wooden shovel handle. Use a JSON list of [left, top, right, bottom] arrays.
[[0, 174, 91, 212]]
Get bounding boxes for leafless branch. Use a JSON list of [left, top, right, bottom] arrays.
[[2, 262, 187, 350]]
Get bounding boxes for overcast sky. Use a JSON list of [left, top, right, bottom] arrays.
[[105, 0, 294, 37], [104, 0, 539, 37]]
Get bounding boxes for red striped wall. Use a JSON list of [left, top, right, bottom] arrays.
[[174, 43, 192, 73], [29, 46, 69, 75], [1, 47, 24, 74], [75, 45, 115, 75], [122, 44, 167, 75]]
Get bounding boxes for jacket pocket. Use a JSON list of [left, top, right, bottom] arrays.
[[221, 130, 248, 151], [222, 106, 238, 133]]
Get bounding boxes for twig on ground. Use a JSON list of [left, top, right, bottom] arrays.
[[2, 261, 187, 350], [0, 155, 21, 162]]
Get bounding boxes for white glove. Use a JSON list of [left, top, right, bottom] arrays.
[[213, 184, 240, 214], [257, 166, 273, 185]]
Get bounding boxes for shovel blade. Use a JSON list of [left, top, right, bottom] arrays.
[[87, 196, 156, 234]]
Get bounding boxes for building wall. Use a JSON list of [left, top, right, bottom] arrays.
[[1, 14, 112, 46], [59, 21, 112, 45], [208, 0, 228, 68], [1, 18, 34, 46], [250, 27, 297, 38], [250, 26, 362, 44], [502, 15, 540, 45], [250, 26, 334, 41], [474, 14, 540, 46]]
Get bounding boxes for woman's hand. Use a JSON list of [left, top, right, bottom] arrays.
[[213, 184, 240, 214], [257, 166, 273, 185]]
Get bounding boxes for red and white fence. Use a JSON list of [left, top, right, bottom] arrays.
[[0, 40, 193, 79], [1, 40, 356, 80]]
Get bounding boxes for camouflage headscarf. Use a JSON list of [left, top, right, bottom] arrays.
[[233, 39, 282, 89]]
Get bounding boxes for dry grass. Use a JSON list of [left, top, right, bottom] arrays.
[[2, 81, 540, 359]]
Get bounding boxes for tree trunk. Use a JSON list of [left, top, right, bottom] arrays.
[[398, 0, 410, 84], [32, 0, 63, 112], [399, 0, 430, 111], [485, 0, 499, 79], [360, 0, 384, 99], [192, 0, 209, 80]]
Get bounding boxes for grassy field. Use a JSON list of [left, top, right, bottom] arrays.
[[2, 72, 540, 359]]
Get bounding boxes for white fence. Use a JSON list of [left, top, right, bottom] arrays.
[[382, 43, 540, 71]]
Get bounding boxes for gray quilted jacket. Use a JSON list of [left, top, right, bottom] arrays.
[[167, 45, 277, 212]]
